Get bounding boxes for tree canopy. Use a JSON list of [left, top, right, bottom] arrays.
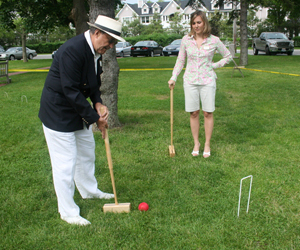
[[0, 0, 72, 33]]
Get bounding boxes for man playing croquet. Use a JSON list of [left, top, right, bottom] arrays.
[[38, 15, 125, 226]]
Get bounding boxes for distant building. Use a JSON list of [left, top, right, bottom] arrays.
[[116, 0, 268, 30]]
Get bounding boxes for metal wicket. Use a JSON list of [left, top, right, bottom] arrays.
[[237, 175, 253, 217]]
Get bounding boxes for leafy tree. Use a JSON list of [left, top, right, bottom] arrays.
[[219, 17, 234, 38], [266, 1, 288, 32], [255, 19, 276, 36], [0, 26, 18, 48], [27, 26, 76, 44], [0, 0, 72, 61], [168, 12, 187, 35], [144, 13, 164, 34], [259, 0, 300, 37], [13, 18, 28, 61], [209, 11, 222, 37], [247, 7, 260, 38], [287, 0, 300, 37], [122, 18, 145, 37]]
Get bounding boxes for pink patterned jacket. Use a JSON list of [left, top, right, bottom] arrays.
[[170, 34, 232, 85]]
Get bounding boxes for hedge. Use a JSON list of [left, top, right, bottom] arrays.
[[27, 42, 64, 54], [27, 34, 258, 53], [293, 36, 300, 47], [125, 33, 182, 47]]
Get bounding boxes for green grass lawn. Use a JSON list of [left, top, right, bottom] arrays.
[[1, 54, 300, 249]]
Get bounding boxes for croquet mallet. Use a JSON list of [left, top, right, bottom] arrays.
[[100, 107, 130, 213], [169, 88, 175, 157]]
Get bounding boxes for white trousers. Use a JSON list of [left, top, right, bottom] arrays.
[[43, 124, 102, 217]]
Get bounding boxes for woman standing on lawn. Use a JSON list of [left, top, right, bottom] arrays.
[[168, 10, 232, 158]]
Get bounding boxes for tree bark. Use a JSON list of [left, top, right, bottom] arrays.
[[71, 0, 89, 35], [239, 0, 248, 66], [22, 32, 27, 63], [88, 0, 121, 128], [233, 1, 237, 52]]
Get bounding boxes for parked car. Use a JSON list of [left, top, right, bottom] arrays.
[[115, 42, 132, 57], [252, 32, 294, 55], [0, 46, 6, 60], [163, 39, 182, 56], [0, 47, 37, 60], [131, 41, 163, 57]]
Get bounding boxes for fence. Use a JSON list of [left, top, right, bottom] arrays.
[[0, 60, 11, 84]]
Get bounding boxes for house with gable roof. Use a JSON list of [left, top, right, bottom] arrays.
[[116, 0, 268, 30]]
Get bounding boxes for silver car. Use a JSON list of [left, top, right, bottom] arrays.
[[0, 47, 37, 60], [115, 42, 132, 57]]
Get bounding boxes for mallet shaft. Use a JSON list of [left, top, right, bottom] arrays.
[[170, 88, 174, 146], [103, 129, 118, 205]]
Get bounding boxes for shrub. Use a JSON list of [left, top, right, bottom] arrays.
[[293, 36, 300, 47], [125, 33, 182, 46], [28, 42, 64, 53]]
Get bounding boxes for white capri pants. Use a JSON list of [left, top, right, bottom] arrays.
[[184, 81, 216, 113], [43, 124, 102, 217]]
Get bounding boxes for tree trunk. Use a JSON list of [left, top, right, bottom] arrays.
[[233, 1, 237, 52], [233, 18, 237, 52], [71, 0, 89, 35], [239, 0, 248, 66], [88, 0, 121, 128], [21, 32, 27, 63]]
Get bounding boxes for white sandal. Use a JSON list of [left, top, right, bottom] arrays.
[[203, 151, 211, 158], [192, 143, 200, 157], [191, 150, 199, 157]]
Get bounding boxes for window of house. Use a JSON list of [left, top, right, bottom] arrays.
[[142, 16, 150, 23], [211, 0, 219, 10]]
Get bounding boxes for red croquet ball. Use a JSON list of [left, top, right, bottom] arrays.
[[138, 202, 149, 211]]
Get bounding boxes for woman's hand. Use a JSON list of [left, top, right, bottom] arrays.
[[168, 80, 175, 90]]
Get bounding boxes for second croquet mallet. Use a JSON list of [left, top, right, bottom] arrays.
[[169, 88, 175, 157]]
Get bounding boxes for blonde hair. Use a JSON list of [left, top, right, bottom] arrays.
[[188, 10, 211, 38]]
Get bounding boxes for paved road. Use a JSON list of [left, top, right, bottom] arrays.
[[35, 49, 300, 60], [238, 49, 300, 56], [34, 54, 52, 59]]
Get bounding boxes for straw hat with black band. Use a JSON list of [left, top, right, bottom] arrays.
[[87, 15, 125, 43]]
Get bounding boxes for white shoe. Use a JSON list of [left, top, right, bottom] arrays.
[[97, 192, 114, 199], [61, 216, 91, 226], [84, 191, 114, 199]]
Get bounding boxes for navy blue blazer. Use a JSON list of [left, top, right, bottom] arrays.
[[39, 34, 102, 132]]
